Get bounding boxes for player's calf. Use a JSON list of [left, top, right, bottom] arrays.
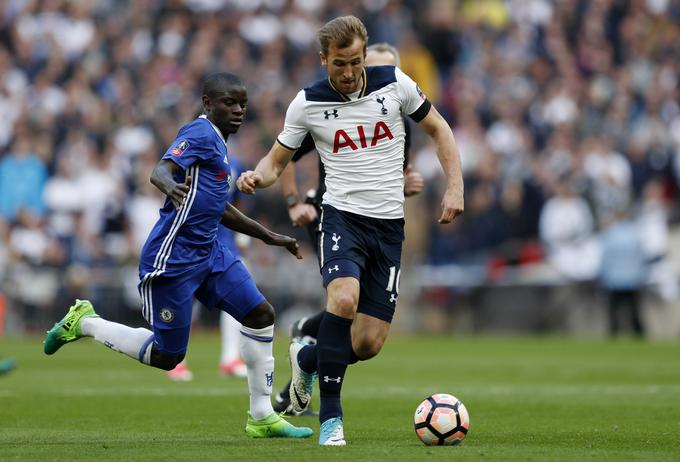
[[351, 337, 384, 360]]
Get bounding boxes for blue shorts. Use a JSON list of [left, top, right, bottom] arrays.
[[138, 258, 265, 355], [318, 204, 404, 323]]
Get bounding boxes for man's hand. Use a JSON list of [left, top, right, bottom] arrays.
[[438, 187, 464, 224], [169, 176, 192, 210], [289, 203, 318, 227], [237, 171, 262, 194], [265, 233, 302, 259], [404, 165, 424, 197]]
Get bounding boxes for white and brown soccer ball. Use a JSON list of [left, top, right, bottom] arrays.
[[414, 393, 469, 446]]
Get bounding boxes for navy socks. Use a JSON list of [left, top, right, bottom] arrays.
[[316, 312, 353, 423]]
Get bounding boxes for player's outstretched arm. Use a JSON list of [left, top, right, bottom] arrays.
[[150, 159, 192, 210], [418, 106, 464, 224], [221, 203, 302, 259], [237, 142, 296, 194]]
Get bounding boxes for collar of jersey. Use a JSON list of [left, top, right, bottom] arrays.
[[199, 114, 228, 149], [327, 67, 367, 102]]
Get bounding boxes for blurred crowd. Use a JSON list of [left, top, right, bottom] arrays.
[[0, 0, 679, 327]]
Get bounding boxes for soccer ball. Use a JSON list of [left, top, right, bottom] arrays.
[[414, 393, 469, 446]]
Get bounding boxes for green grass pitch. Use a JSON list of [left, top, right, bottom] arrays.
[[1, 333, 679, 461]]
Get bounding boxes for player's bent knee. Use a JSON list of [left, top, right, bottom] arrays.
[[241, 301, 275, 329], [352, 337, 384, 360], [330, 294, 358, 317], [149, 348, 186, 371]]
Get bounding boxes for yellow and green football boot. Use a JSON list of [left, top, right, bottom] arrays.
[[44, 299, 98, 355], [245, 412, 313, 438]]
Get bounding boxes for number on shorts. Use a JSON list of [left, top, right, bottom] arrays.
[[386, 266, 401, 293]]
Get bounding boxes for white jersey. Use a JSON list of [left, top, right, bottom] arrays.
[[277, 66, 430, 219]]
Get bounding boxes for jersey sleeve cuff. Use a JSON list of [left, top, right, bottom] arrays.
[[276, 138, 298, 152], [408, 99, 432, 123]]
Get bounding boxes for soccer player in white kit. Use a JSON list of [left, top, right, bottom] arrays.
[[237, 16, 464, 446]]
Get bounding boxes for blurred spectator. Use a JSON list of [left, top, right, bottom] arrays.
[[636, 178, 678, 301], [8, 208, 61, 266], [42, 151, 81, 238], [398, 30, 440, 105], [0, 133, 47, 220], [598, 210, 647, 337], [539, 178, 601, 281], [582, 134, 632, 225]]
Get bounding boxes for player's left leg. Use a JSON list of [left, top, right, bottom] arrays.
[[350, 313, 391, 360], [199, 261, 313, 438], [309, 275, 362, 446], [350, 212, 403, 360], [240, 301, 310, 438]]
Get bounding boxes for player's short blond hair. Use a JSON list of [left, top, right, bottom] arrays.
[[318, 15, 368, 56], [367, 42, 401, 67]]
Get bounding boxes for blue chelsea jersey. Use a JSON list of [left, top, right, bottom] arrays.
[[216, 155, 244, 258], [140, 115, 232, 276]]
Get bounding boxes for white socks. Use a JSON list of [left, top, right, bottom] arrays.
[[220, 311, 241, 364], [79, 315, 277, 421], [239, 324, 275, 420], [80, 317, 154, 364]]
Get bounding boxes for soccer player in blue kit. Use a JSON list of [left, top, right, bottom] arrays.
[[238, 16, 464, 445], [44, 73, 313, 439], [166, 155, 250, 381]]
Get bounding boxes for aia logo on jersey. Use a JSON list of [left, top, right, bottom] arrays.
[[171, 140, 190, 156], [332, 121, 394, 154]]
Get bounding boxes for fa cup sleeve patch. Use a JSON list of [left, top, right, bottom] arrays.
[[171, 140, 190, 156]]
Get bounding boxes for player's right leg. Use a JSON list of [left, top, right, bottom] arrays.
[[350, 313, 391, 360], [202, 260, 312, 438], [314, 276, 359, 446], [43, 299, 186, 370], [43, 299, 160, 365], [239, 303, 312, 438]]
